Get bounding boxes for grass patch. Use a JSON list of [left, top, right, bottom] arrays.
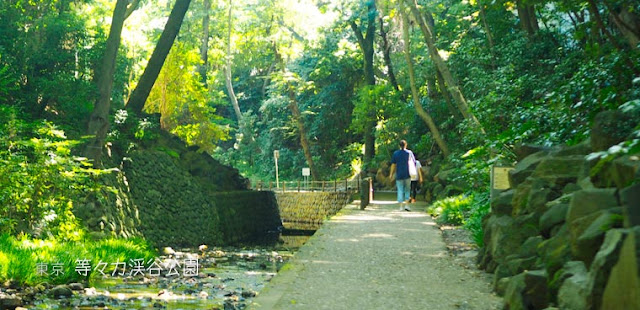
[[0, 234, 156, 286], [426, 192, 490, 247]]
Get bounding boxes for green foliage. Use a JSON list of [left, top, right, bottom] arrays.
[[145, 42, 229, 153], [587, 99, 640, 176], [426, 192, 490, 246], [0, 0, 98, 133], [463, 192, 490, 247], [427, 194, 473, 225], [0, 234, 155, 286], [0, 106, 101, 239]]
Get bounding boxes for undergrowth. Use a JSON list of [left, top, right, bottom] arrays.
[[0, 234, 156, 286], [427, 192, 490, 247]]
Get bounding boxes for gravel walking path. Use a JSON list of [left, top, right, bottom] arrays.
[[249, 200, 502, 310]]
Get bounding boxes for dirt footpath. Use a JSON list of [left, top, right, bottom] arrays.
[[249, 201, 502, 310]]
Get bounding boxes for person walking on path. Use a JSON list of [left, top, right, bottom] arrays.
[[389, 139, 414, 211], [410, 155, 423, 203]]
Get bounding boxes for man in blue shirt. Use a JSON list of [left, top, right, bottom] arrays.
[[389, 140, 412, 211]]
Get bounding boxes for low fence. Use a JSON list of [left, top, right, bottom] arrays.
[[251, 179, 360, 193]]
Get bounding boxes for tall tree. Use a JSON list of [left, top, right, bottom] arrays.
[[603, 0, 640, 49], [199, 0, 211, 86], [515, 0, 538, 36], [400, 7, 450, 157], [85, 0, 140, 165], [285, 74, 320, 181], [224, 0, 243, 125], [379, 16, 401, 94], [349, 0, 378, 167], [405, 0, 485, 134], [127, 0, 193, 115]]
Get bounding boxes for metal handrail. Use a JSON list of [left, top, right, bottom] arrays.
[[251, 179, 360, 193]]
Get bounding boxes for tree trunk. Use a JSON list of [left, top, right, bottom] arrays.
[[516, 0, 538, 36], [405, 0, 485, 134], [199, 0, 210, 86], [379, 17, 401, 93], [349, 0, 377, 167], [603, 0, 640, 49], [436, 68, 461, 119], [85, 0, 129, 166], [126, 0, 192, 115], [286, 84, 320, 181], [401, 10, 450, 157], [225, 0, 243, 124], [477, 0, 496, 67]]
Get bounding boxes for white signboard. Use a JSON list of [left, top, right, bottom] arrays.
[[302, 168, 311, 176]]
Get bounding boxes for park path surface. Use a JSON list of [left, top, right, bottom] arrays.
[[249, 199, 503, 310]]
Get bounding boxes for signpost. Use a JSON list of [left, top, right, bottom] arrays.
[[302, 168, 310, 190], [274, 150, 280, 189], [490, 165, 514, 201]]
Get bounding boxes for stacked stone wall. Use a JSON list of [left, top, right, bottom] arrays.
[[479, 110, 640, 309], [275, 192, 353, 229]]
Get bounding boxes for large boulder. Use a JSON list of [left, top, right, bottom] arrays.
[[514, 144, 552, 161], [550, 139, 592, 157], [540, 196, 571, 237], [503, 270, 549, 310], [622, 183, 640, 227], [539, 224, 573, 277], [509, 151, 549, 188], [568, 210, 609, 265], [482, 214, 539, 271], [531, 156, 589, 188], [594, 155, 640, 189], [600, 227, 640, 310], [557, 261, 589, 310], [566, 188, 619, 225], [585, 228, 632, 310], [512, 178, 557, 217], [575, 208, 624, 265], [591, 110, 639, 152], [491, 189, 514, 215]]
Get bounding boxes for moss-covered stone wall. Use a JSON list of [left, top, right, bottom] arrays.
[[116, 150, 282, 247], [122, 150, 224, 247], [212, 191, 282, 244], [275, 192, 353, 229]]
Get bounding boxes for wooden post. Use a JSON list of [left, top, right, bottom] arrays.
[[269, 181, 272, 191], [322, 181, 325, 192], [345, 179, 348, 192], [334, 180, 337, 192], [282, 182, 286, 193]]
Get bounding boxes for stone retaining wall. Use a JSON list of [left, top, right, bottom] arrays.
[[479, 110, 640, 309], [83, 150, 282, 247], [213, 191, 281, 244], [275, 192, 353, 229]]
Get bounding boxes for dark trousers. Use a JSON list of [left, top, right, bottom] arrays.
[[410, 181, 419, 200]]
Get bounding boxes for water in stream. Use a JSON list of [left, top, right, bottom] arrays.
[[22, 231, 313, 310]]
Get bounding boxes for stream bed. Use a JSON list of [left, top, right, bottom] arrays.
[[16, 232, 312, 310]]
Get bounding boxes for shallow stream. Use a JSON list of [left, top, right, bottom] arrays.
[[24, 232, 312, 310]]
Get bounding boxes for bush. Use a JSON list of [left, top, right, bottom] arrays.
[[427, 194, 473, 225], [0, 106, 101, 239], [463, 192, 491, 247], [427, 192, 490, 247]]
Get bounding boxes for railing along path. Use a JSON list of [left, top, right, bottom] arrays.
[[251, 179, 360, 193]]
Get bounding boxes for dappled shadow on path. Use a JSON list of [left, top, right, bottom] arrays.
[[249, 199, 501, 310]]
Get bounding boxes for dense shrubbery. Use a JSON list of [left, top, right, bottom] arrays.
[[0, 106, 102, 239], [427, 192, 490, 247]]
